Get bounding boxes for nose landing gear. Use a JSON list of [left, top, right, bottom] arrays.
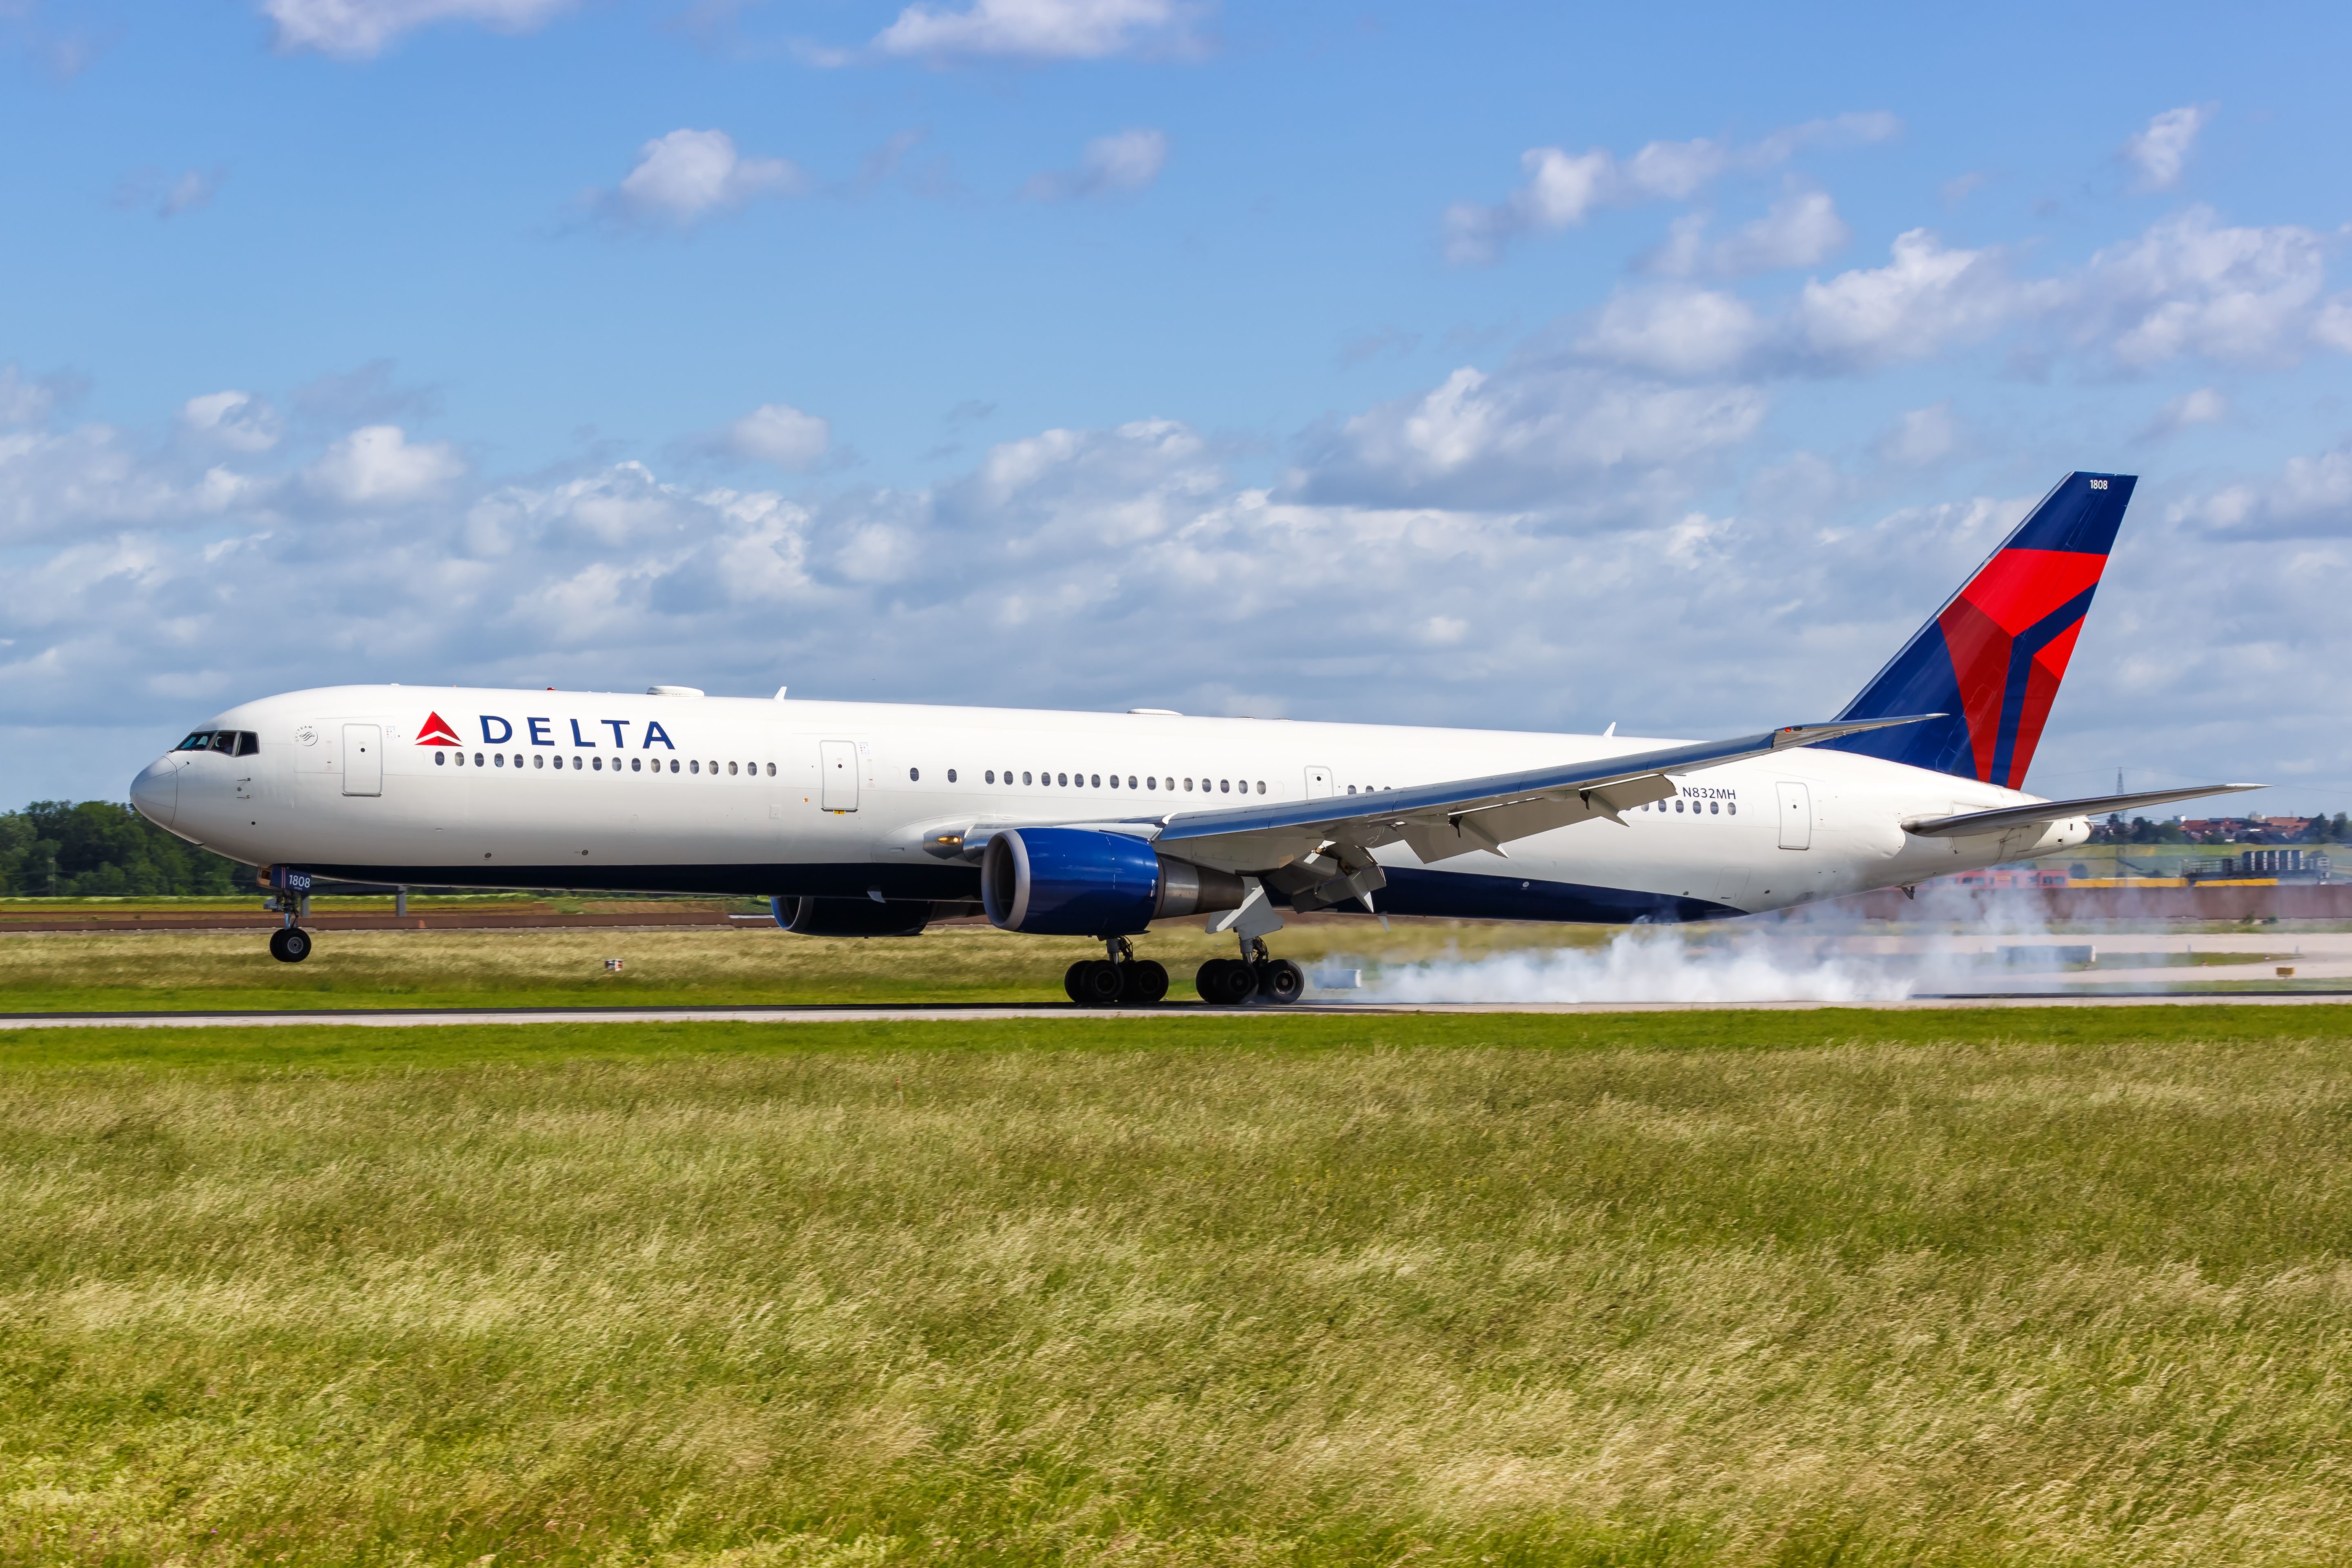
[[261, 867, 314, 963], [1063, 937, 1171, 1007]]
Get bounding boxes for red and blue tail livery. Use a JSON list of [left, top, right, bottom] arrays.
[[1827, 471, 2134, 788]]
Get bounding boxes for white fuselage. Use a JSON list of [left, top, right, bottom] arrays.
[[130, 685, 2085, 922]]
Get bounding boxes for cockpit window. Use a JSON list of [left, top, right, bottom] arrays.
[[175, 729, 259, 755]]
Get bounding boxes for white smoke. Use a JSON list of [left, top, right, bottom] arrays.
[[1339, 883, 2080, 1005], [1357, 928, 1910, 1004]]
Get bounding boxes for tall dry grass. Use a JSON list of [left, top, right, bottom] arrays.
[[3, 1024, 2351, 1564]]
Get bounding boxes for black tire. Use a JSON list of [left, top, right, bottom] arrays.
[[1196, 958, 1255, 1005], [1256, 958, 1305, 1004], [1064, 960, 1090, 1003], [271, 927, 312, 964], [1071, 958, 1125, 1007], [1120, 959, 1169, 1004]]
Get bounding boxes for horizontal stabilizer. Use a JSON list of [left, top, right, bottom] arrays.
[[1902, 782, 2263, 839]]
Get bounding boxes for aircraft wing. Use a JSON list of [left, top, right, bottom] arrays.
[[1141, 716, 1936, 900], [1902, 782, 2263, 838]]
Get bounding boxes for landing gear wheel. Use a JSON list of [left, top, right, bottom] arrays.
[[1068, 958, 1125, 1007], [1119, 959, 1169, 1004], [1255, 959, 1305, 1004], [1064, 960, 1089, 1003], [1195, 958, 1257, 1006], [269, 927, 312, 964]]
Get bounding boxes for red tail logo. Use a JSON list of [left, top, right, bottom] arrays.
[[416, 711, 462, 746]]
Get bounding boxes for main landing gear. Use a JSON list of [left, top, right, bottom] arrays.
[[1064, 937, 1170, 1006], [1195, 937, 1303, 1006]]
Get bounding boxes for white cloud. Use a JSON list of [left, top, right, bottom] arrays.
[[2140, 387, 2228, 441], [1443, 112, 1898, 264], [1791, 229, 2029, 370], [1295, 364, 1766, 510], [1578, 287, 1765, 377], [114, 166, 227, 219], [305, 425, 465, 506], [1021, 128, 1168, 200], [728, 405, 832, 470], [601, 129, 808, 227], [1713, 190, 1849, 274], [180, 392, 282, 453], [2078, 207, 2327, 367], [0, 367, 56, 428], [2169, 441, 2352, 540], [1644, 191, 1851, 279], [872, 0, 1201, 61], [259, 0, 576, 58], [1873, 402, 1962, 467], [2123, 104, 2212, 192]]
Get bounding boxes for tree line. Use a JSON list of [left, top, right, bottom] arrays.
[[0, 801, 254, 896]]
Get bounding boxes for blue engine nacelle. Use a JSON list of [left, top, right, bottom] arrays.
[[981, 828, 1244, 936]]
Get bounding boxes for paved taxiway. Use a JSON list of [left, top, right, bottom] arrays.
[[1, 992, 2348, 1028]]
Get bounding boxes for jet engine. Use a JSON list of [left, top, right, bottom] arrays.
[[980, 827, 1245, 936]]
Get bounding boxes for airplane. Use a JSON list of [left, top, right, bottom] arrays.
[[131, 470, 2255, 1004]]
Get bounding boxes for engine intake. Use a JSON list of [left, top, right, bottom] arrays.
[[981, 828, 1245, 935]]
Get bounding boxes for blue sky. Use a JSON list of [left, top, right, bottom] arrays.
[[3, 0, 2349, 815]]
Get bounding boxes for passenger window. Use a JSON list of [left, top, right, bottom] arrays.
[[1675, 798, 1684, 812], [630, 757, 641, 772], [474, 752, 484, 766], [766, 763, 775, 776], [1728, 802, 1737, 815], [1091, 773, 1100, 788], [690, 760, 699, 774], [910, 767, 920, 782], [1709, 800, 1719, 814], [1183, 778, 1193, 791], [1022, 771, 1032, 785], [592, 756, 602, 771], [948, 769, 957, 783], [1108, 774, 1118, 789], [1256, 781, 1265, 794], [435, 752, 446, 767], [1128, 776, 1137, 789], [1058, 773, 1068, 786], [986, 770, 995, 783], [1147, 777, 1156, 789], [532, 754, 543, 769], [729, 762, 739, 776]]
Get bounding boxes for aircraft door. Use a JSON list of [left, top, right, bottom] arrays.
[[1774, 781, 1811, 850], [341, 724, 383, 797], [1305, 766, 1334, 799], [820, 740, 859, 812]]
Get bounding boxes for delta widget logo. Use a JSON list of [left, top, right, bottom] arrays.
[[416, 712, 462, 747]]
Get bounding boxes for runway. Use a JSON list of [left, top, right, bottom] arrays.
[[2, 991, 2349, 1028]]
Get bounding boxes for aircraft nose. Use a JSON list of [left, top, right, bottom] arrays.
[[130, 757, 178, 829]]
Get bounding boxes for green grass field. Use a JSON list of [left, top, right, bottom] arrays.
[[0, 921, 1625, 1012], [6, 1007, 2352, 1566]]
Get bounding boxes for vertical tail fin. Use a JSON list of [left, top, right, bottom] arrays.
[[1825, 471, 2134, 787]]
